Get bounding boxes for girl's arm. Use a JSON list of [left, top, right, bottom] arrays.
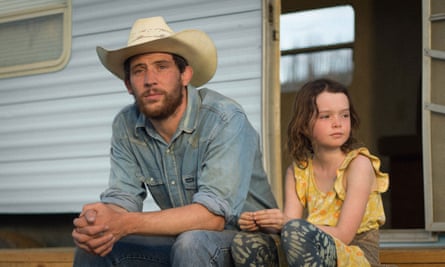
[[239, 165, 304, 233], [283, 165, 304, 219], [318, 154, 375, 244]]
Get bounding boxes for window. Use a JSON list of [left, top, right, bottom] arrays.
[[280, 5, 354, 92], [0, 0, 71, 78], [279, 5, 357, 226]]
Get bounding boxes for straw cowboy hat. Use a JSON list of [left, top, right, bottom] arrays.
[[96, 16, 217, 87]]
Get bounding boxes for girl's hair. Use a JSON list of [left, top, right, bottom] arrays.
[[287, 78, 361, 167]]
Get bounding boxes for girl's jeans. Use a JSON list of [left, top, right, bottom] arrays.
[[282, 219, 337, 267], [231, 219, 337, 267]]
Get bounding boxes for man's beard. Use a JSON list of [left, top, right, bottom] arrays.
[[136, 85, 184, 120]]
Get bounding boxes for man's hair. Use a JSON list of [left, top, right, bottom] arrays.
[[123, 53, 189, 81]]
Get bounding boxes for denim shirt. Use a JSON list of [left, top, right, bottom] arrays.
[[100, 86, 277, 228]]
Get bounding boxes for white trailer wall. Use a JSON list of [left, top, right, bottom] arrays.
[[0, 0, 266, 213]]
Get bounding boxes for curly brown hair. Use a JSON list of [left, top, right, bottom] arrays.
[[287, 78, 362, 168]]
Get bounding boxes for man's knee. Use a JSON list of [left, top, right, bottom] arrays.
[[171, 230, 233, 266], [73, 247, 107, 267], [172, 230, 208, 254]]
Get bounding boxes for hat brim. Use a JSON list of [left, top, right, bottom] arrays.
[[96, 30, 217, 87]]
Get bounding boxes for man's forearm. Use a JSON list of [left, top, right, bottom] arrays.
[[121, 203, 225, 236]]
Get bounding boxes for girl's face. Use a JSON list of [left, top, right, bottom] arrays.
[[311, 91, 351, 151]]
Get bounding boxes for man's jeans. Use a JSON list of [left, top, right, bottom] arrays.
[[73, 230, 238, 267]]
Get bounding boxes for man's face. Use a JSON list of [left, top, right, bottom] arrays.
[[126, 53, 190, 120]]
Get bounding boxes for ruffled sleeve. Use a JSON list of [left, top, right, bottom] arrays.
[[334, 147, 389, 200]]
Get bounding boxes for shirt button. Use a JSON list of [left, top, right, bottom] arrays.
[[171, 181, 176, 185]]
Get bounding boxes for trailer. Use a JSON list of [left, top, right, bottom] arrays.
[[1, 0, 445, 265]]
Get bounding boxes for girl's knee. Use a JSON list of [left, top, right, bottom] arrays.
[[281, 219, 319, 252], [282, 218, 312, 235], [231, 232, 278, 267]]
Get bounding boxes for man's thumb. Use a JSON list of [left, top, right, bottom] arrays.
[[85, 209, 97, 224]]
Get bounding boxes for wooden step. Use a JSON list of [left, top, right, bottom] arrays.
[[0, 246, 444, 266], [0, 247, 74, 267], [380, 247, 445, 266]]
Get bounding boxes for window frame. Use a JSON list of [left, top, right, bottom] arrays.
[[0, 0, 71, 79], [279, 6, 355, 93]]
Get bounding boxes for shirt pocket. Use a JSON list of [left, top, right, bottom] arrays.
[[143, 171, 171, 209], [182, 174, 197, 203]]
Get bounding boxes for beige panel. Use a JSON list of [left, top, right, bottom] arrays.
[[430, 59, 445, 106], [431, 21, 445, 51], [431, 113, 445, 222], [431, 1, 445, 13]]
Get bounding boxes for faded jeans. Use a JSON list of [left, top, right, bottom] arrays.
[[73, 229, 238, 267]]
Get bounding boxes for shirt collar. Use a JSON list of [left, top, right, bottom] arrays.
[[181, 85, 200, 133]]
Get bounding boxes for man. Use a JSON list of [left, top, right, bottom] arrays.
[[72, 16, 278, 266]]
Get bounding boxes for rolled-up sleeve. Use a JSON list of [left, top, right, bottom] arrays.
[[100, 112, 147, 212], [192, 110, 259, 226]]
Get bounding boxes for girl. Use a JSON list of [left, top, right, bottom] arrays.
[[232, 78, 389, 266]]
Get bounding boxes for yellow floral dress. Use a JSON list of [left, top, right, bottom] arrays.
[[293, 147, 389, 266]]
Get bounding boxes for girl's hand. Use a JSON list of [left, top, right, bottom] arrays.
[[238, 212, 260, 232], [252, 209, 286, 234], [238, 209, 288, 234]]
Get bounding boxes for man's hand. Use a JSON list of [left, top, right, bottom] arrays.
[[72, 203, 125, 256]]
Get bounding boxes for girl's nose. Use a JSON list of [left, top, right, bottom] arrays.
[[332, 116, 341, 128]]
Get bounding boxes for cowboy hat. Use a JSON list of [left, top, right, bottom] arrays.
[[96, 16, 217, 87]]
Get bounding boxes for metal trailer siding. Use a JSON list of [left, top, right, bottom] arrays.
[[0, 0, 264, 213]]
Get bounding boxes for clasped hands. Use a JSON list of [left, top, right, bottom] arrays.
[[72, 202, 124, 256], [238, 208, 286, 234]]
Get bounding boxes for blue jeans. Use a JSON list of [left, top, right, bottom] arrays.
[[73, 230, 238, 267]]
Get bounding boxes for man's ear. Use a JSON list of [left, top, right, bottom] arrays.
[[181, 66, 194, 86], [125, 79, 134, 95]]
